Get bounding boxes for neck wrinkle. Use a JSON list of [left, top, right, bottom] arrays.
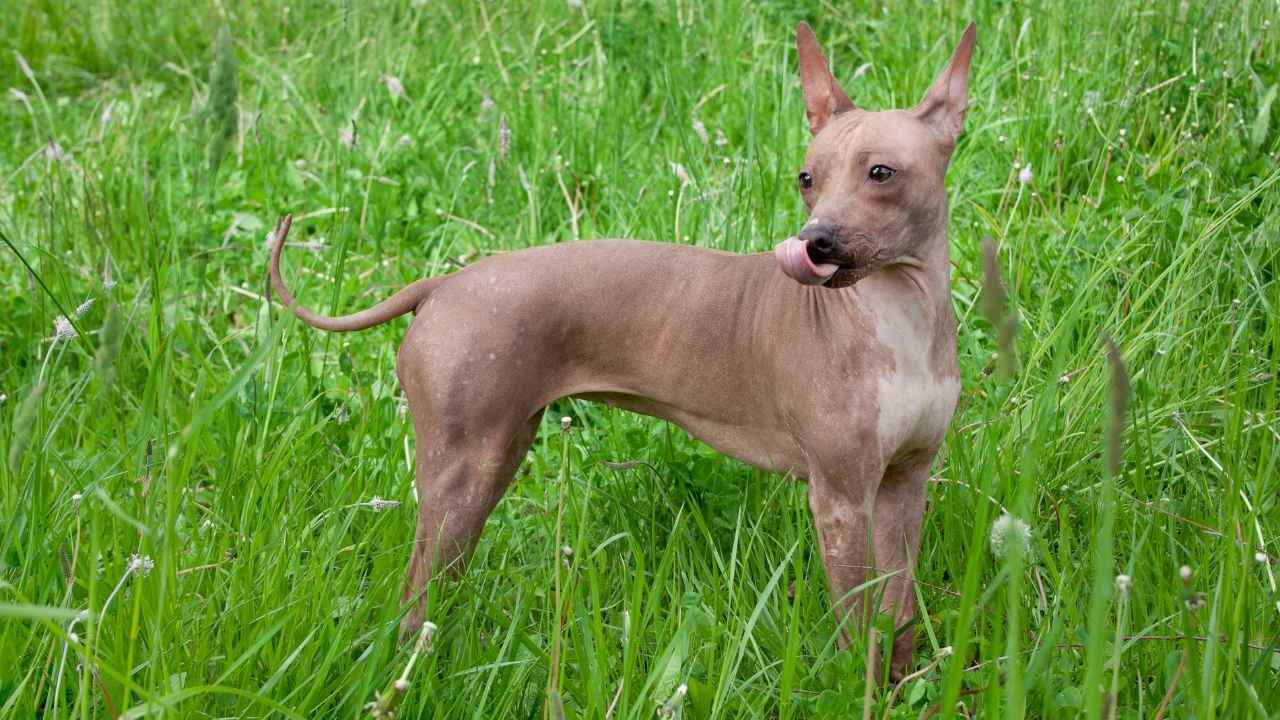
[[886, 231, 952, 318]]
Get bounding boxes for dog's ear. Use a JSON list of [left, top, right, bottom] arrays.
[[796, 22, 855, 135], [914, 22, 977, 143]]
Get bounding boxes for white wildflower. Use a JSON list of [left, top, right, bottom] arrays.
[[53, 315, 77, 342], [1115, 574, 1132, 595], [1256, 552, 1269, 564], [989, 513, 1031, 558], [658, 684, 688, 718], [396, 134, 412, 148], [381, 74, 407, 100], [1179, 565, 1193, 582], [129, 554, 155, 577], [339, 126, 356, 148], [73, 298, 94, 319], [393, 678, 409, 693], [714, 128, 727, 147], [560, 416, 572, 431], [1018, 163, 1033, 185], [479, 94, 495, 114], [415, 621, 438, 654]]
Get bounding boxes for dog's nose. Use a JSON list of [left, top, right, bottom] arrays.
[[799, 224, 838, 263]]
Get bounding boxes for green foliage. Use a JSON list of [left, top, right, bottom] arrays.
[[1, 0, 1277, 717]]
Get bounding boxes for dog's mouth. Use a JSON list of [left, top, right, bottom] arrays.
[[821, 266, 871, 288], [773, 237, 864, 287]]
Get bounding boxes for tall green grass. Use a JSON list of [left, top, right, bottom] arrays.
[[2, 1, 1277, 717]]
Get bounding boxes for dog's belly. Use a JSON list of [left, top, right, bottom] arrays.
[[575, 392, 809, 478]]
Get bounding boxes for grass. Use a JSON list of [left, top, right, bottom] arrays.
[[1, 0, 1278, 717]]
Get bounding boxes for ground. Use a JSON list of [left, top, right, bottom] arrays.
[[1, 0, 1277, 718]]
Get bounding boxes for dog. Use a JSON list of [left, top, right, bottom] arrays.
[[269, 21, 973, 681]]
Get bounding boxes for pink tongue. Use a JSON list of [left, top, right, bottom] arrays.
[[774, 237, 838, 285]]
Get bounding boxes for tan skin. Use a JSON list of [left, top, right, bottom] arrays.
[[269, 21, 974, 683]]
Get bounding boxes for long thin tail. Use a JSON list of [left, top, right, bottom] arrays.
[[268, 214, 440, 332]]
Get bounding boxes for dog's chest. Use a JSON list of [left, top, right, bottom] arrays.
[[865, 298, 960, 460]]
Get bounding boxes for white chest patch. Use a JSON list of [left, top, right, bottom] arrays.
[[870, 299, 959, 461]]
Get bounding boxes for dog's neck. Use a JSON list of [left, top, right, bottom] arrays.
[[856, 212, 955, 326], [878, 232, 952, 313]]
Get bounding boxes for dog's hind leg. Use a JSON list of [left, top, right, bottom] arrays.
[[399, 408, 545, 638]]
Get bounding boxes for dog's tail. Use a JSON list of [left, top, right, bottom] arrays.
[[269, 214, 441, 332]]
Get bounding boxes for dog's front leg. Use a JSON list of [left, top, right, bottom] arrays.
[[807, 454, 885, 667], [873, 452, 935, 682]]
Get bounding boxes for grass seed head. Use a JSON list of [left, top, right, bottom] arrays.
[[1104, 336, 1130, 477], [381, 74, 407, 100], [53, 315, 77, 342], [498, 114, 510, 161], [94, 300, 123, 390], [8, 379, 47, 473], [205, 27, 239, 176], [365, 496, 400, 512]]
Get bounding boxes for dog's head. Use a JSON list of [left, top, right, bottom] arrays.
[[775, 23, 975, 288]]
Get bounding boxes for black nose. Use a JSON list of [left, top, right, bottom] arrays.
[[799, 224, 837, 263]]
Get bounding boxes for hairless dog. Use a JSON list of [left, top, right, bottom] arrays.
[[270, 22, 974, 681]]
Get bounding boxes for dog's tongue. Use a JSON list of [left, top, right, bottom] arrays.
[[774, 237, 838, 285]]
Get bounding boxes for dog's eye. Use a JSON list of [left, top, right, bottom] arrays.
[[869, 165, 896, 183], [798, 171, 813, 189]]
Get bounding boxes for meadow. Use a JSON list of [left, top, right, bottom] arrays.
[[2, 0, 1278, 717]]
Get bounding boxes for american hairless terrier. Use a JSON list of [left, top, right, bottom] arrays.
[[270, 22, 974, 680]]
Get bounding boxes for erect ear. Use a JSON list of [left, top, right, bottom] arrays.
[[796, 22, 855, 135], [914, 22, 977, 142]]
